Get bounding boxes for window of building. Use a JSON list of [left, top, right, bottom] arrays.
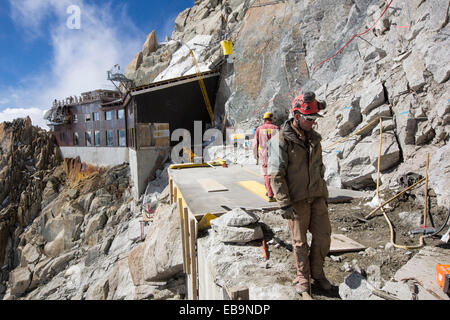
[[105, 111, 113, 120], [118, 129, 126, 147], [94, 131, 101, 146], [60, 132, 65, 142], [85, 132, 92, 147], [117, 109, 124, 120], [73, 132, 79, 146], [73, 114, 78, 124], [93, 112, 99, 121], [106, 130, 114, 146], [85, 113, 91, 122]]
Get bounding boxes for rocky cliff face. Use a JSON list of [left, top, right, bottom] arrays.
[[126, 0, 449, 208], [1, 136, 183, 300], [0, 117, 61, 296]]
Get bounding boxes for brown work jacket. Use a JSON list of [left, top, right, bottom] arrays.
[[267, 120, 328, 208]]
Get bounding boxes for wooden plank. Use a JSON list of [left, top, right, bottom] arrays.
[[137, 123, 152, 148], [174, 186, 178, 205], [178, 198, 186, 273], [329, 234, 366, 253], [184, 207, 191, 275], [169, 178, 173, 204], [198, 178, 229, 192], [238, 180, 276, 202], [190, 218, 198, 300]]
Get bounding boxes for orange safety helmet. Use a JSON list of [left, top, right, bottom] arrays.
[[291, 92, 320, 114]]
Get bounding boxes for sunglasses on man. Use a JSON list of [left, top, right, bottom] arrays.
[[302, 116, 317, 122]]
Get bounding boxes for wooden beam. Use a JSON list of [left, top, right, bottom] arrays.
[[169, 178, 173, 204], [184, 207, 191, 275], [174, 186, 178, 205], [178, 197, 186, 273], [190, 218, 198, 300]]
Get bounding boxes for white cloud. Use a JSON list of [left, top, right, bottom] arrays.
[[0, 107, 49, 129], [1, 0, 145, 129]]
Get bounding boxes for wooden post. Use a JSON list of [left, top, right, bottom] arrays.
[[178, 197, 186, 273], [184, 207, 191, 275], [169, 178, 173, 204], [190, 218, 198, 300], [174, 186, 178, 205]]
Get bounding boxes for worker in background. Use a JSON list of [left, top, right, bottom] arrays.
[[267, 91, 330, 298], [252, 112, 279, 201]]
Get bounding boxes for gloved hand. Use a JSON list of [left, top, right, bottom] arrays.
[[279, 205, 295, 220]]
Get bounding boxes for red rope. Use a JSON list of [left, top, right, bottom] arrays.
[[252, 0, 394, 115], [312, 0, 394, 72]]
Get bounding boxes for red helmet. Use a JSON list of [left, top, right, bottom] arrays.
[[291, 92, 320, 115]]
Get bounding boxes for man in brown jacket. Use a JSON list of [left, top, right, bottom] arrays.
[[267, 91, 331, 297]]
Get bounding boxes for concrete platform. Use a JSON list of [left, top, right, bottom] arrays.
[[169, 164, 370, 219], [381, 246, 450, 300]]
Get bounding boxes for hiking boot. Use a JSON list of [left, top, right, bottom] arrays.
[[314, 277, 332, 291]]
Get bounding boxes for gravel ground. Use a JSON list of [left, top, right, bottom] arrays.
[[252, 189, 450, 300]]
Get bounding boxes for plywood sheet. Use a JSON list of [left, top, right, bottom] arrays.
[[329, 234, 366, 253], [198, 178, 229, 192]]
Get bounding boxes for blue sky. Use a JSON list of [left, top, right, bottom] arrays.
[[0, 0, 193, 128]]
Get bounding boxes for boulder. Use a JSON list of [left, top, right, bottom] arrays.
[[425, 43, 450, 84], [44, 229, 65, 257], [128, 218, 145, 242], [211, 223, 264, 243], [107, 258, 135, 300], [127, 243, 145, 286], [89, 192, 113, 213], [429, 144, 450, 208], [337, 98, 362, 137], [360, 81, 385, 115], [340, 137, 376, 189], [85, 212, 107, 242], [64, 264, 83, 291], [85, 278, 109, 300], [339, 272, 380, 300], [9, 267, 32, 297], [210, 208, 259, 227], [142, 204, 183, 282], [323, 152, 342, 188], [369, 132, 401, 172], [77, 192, 95, 212], [22, 243, 41, 265], [415, 122, 435, 145], [85, 244, 102, 267], [402, 51, 426, 92]]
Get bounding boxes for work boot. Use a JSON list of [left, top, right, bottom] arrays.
[[313, 277, 332, 291], [295, 282, 309, 295]]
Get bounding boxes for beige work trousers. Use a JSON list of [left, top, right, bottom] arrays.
[[288, 197, 331, 285]]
